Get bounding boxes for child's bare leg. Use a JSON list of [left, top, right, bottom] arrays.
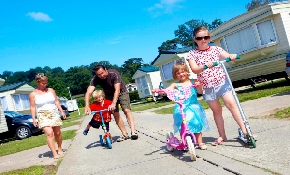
[[208, 100, 227, 141], [194, 133, 203, 145], [85, 124, 91, 131], [222, 92, 247, 135], [195, 132, 207, 149]]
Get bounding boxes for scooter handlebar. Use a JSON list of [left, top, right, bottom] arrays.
[[203, 55, 240, 69]]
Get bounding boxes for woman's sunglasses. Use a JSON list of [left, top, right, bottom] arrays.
[[195, 36, 210, 41]]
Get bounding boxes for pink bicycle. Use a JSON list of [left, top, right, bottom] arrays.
[[157, 84, 198, 161]]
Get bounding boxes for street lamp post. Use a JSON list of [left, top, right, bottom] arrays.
[[67, 87, 72, 100]]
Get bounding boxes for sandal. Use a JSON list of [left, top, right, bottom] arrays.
[[198, 143, 207, 150], [211, 138, 226, 146], [116, 134, 130, 142]]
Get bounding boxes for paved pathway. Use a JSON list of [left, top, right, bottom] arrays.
[[0, 91, 290, 175]]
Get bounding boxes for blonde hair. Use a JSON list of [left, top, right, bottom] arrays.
[[92, 90, 105, 99], [172, 61, 190, 79], [35, 73, 47, 83]]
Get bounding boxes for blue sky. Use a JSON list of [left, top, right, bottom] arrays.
[[0, 0, 250, 74]]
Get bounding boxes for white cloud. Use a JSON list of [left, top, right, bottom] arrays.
[[106, 36, 126, 45], [147, 0, 184, 16], [148, 0, 183, 13], [27, 12, 52, 22]]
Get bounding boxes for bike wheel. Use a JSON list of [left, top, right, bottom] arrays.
[[99, 135, 104, 146], [106, 137, 112, 149], [165, 132, 174, 152], [249, 137, 256, 148], [186, 136, 197, 161]]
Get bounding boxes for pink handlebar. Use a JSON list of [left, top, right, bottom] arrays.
[[154, 84, 197, 104], [155, 84, 197, 94]]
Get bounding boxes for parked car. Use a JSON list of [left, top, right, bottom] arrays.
[[285, 51, 290, 77], [4, 111, 42, 139], [60, 105, 70, 120]]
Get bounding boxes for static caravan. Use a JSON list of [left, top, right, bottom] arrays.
[[132, 65, 162, 99], [126, 83, 138, 92], [0, 78, 4, 86], [211, 2, 290, 87], [151, 47, 197, 89], [0, 103, 9, 134], [0, 82, 35, 114]]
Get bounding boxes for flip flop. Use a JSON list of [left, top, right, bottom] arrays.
[[211, 138, 225, 146]]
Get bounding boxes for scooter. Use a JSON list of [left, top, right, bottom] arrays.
[[204, 55, 257, 148]]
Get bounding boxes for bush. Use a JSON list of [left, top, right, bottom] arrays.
[[129, 90, 140, 102], [76, 97, 85, 108]]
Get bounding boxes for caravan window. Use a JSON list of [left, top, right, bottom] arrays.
[[220, 19, 277, 54], [0, 96, 8, 111], [256, 19, 277, 46], [223, 26, 257, 54], [12, 94, 30, 110], [161, 59, 183, 80]]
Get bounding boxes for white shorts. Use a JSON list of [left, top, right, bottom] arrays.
[[203, 80, 232, 102]]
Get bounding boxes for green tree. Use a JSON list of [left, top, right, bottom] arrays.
[[174, 19, 210, 47], [121, 58, 144, 83], [4, 71, 28, 84], [158, 38, 180, 51], [64, 66, 92, 95], [208, 19, 224, 31], [245, 0, 287, 11], [158, 19, 223, 51]]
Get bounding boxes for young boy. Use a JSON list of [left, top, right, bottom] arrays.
[[83, 90, 112, 135]]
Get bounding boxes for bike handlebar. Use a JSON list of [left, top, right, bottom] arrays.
[[203, 55, 240, 69], [91, 109, 109, 115], [155, 84, 197, 94]]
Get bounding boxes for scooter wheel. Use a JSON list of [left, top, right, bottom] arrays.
[[106, 137, 112, 149], [165, 132, 174, 152], [186, 136, 197, 161], [99, 135, 104, 146], [249, 137, 256, 148]]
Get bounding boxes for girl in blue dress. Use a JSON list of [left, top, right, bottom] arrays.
[[154, 61, 210, 149]]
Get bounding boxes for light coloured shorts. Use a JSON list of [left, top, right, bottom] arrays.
[[203, 80, 232, 102], [105, 92, 131, 112], [37, 109, 63, 129]]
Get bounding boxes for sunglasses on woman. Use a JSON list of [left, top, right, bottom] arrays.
[[195, 36, 210, 41]]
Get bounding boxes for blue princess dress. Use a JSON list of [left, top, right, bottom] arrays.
[[172, 81, 210, 134]]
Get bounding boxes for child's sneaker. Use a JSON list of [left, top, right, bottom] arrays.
[[131, 132, 138, 140], [83, 129, 89, 135], [116, 134, 129, 142]]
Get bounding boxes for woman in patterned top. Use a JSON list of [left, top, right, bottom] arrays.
[[186, 26, 252, 146], [29, 73, 66, 159]]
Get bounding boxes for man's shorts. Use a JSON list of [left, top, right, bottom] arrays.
[[203, 80, 232, 102], [105, 92, 131, 112], [89, 118, 110, 131]]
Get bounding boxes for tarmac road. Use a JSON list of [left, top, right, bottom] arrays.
[[56, 91, 290, 175], [0, 91, 289, 175]]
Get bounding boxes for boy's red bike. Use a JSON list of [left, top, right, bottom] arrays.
[[91, 109, 113, 149]]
